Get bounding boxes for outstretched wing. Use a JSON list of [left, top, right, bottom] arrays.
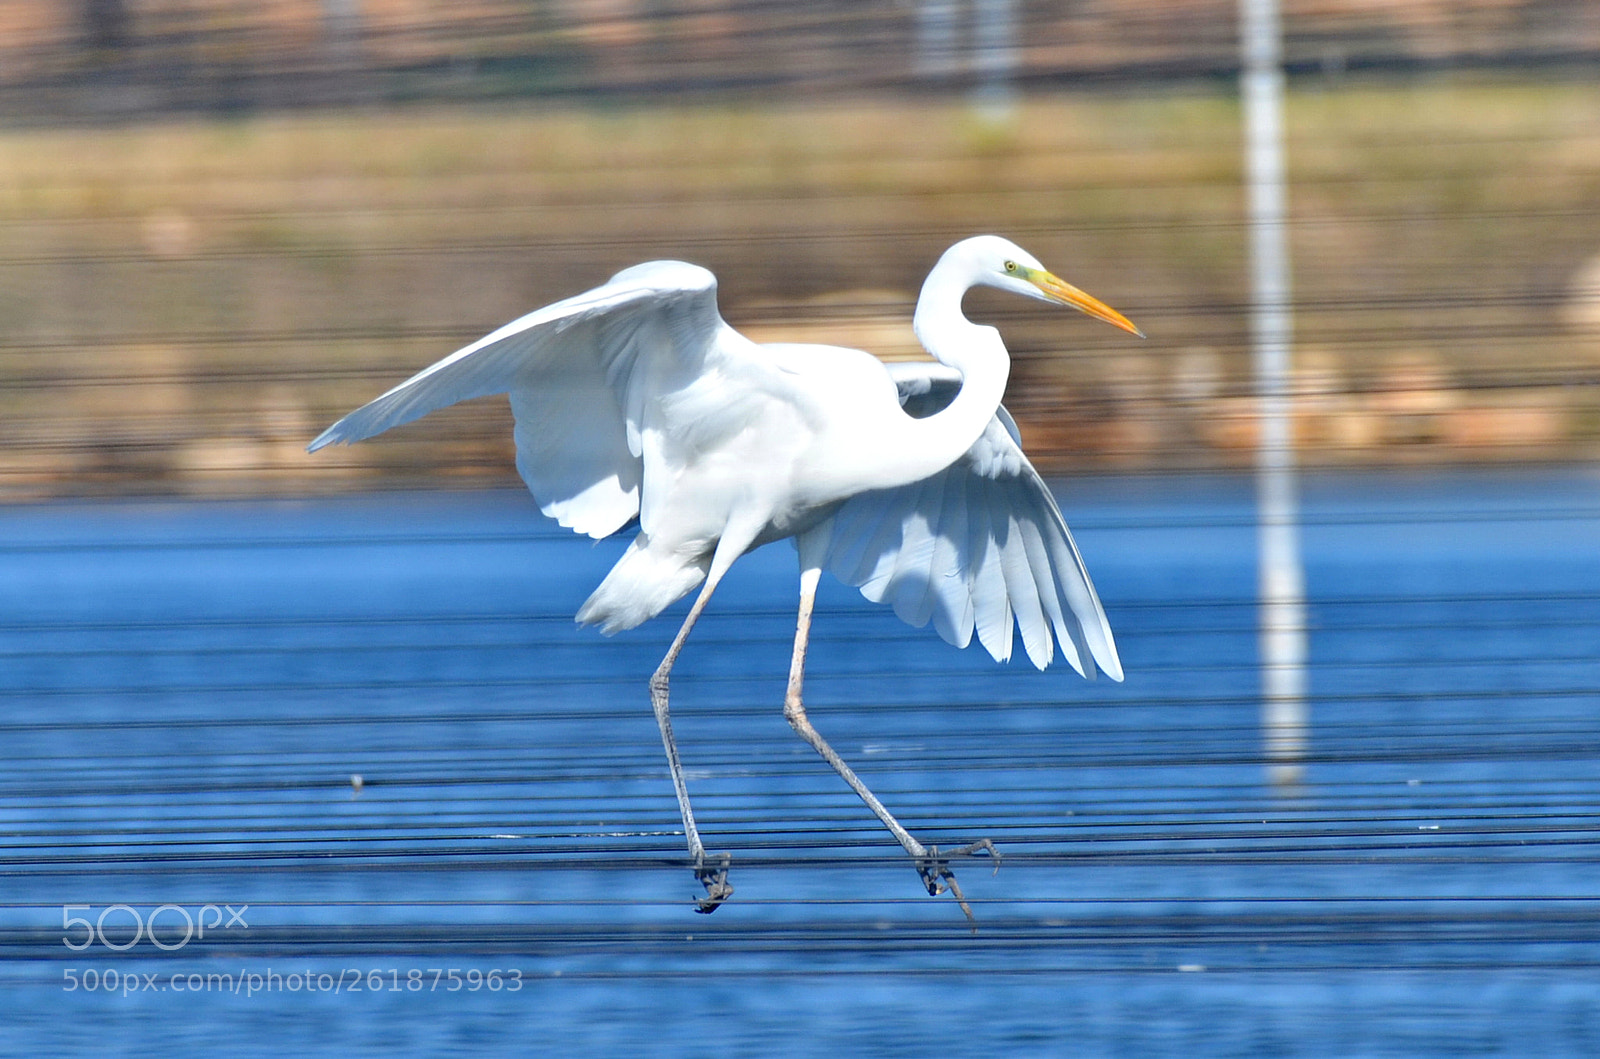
[[820, 363, 1122, 680], [308, 261, 729, 539]]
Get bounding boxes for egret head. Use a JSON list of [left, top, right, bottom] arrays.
[[957, 235, 1144, 338]]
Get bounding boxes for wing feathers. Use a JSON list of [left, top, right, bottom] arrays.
[[1032, 476, 1121, 680], [888, 472, 947, 629], [823, 405, 1121, 681], [926, 469, 969, 647], [316, 267, 1122, 681], [1016, 510, 1083, 676], [309, 262, 724, 539], [965, 480, 1011, 664], [1000, 508, 1052, 670], [308, 278, 684, 452]]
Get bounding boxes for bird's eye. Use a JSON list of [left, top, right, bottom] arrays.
[[1004, 260, 1017, 272]]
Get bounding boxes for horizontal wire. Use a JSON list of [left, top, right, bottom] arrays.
[[1, 706, 1592, 751], [0, 642, 1590, 680], [2, 687, 1595, 724], [3, 501, 1599, 549], [8, 809, 1594, 843], [9, 893, 1600, 910], [0, 593, 1593, 636]]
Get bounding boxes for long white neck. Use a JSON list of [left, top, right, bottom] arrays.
[[867, 257, 1010, 486]]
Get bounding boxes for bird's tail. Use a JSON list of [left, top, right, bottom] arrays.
[[576, 535, 708, 634]]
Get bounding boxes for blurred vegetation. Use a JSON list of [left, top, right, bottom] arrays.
[[0, 76, 1597, 497]]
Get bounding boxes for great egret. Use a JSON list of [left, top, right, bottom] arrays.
[[309, 235, 1142, 919]]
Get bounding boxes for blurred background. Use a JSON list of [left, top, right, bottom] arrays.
[[3, 4, 1600, 1056], [0, 0, 1596, 495]]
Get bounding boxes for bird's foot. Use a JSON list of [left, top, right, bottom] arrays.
[[915, 840, 1001, 929], [692, 851, 734, 914], [916, 838, 1002, 894]]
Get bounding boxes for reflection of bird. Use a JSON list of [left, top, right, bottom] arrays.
[[310, 235, 1142, 920]]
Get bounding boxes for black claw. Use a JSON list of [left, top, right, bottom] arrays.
[[693, 851, 734, 914], [914, 840, 1000, 930]]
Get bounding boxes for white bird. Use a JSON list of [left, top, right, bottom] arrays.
[[309, 235, 1142, 919]]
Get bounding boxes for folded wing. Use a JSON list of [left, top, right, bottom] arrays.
[[821, 364, 1121, 679], [308, 261, 728, 539]]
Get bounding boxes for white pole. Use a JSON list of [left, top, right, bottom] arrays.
[[1239, 0, 1308, 786], [915, 0, 961, 81], [971, 0, 1018, 120]]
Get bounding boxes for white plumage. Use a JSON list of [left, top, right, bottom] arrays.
[[826, 363, 1119, 677], [310, 235, 1142, 919]]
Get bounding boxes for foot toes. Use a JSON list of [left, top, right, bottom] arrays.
[[959, 838, 1002, 874], [915, 841, 996, 928], [693, 852, 734, 914], [915, 849, 950, 896], [694, 880, 733, 914]]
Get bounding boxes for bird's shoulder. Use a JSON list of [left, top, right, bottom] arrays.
[[604, 259, 718, 295], [751, 342, 908, 415], [758, 342, 901, 386]]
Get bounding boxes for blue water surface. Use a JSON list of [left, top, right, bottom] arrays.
[[1, 470, 1597, 1057]]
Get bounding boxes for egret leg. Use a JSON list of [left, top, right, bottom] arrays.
[[649, 570, 736, 913], [786, 534, 998, 924]]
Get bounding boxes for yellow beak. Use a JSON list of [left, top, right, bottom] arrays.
[[1027, 268, 1145, 338]]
